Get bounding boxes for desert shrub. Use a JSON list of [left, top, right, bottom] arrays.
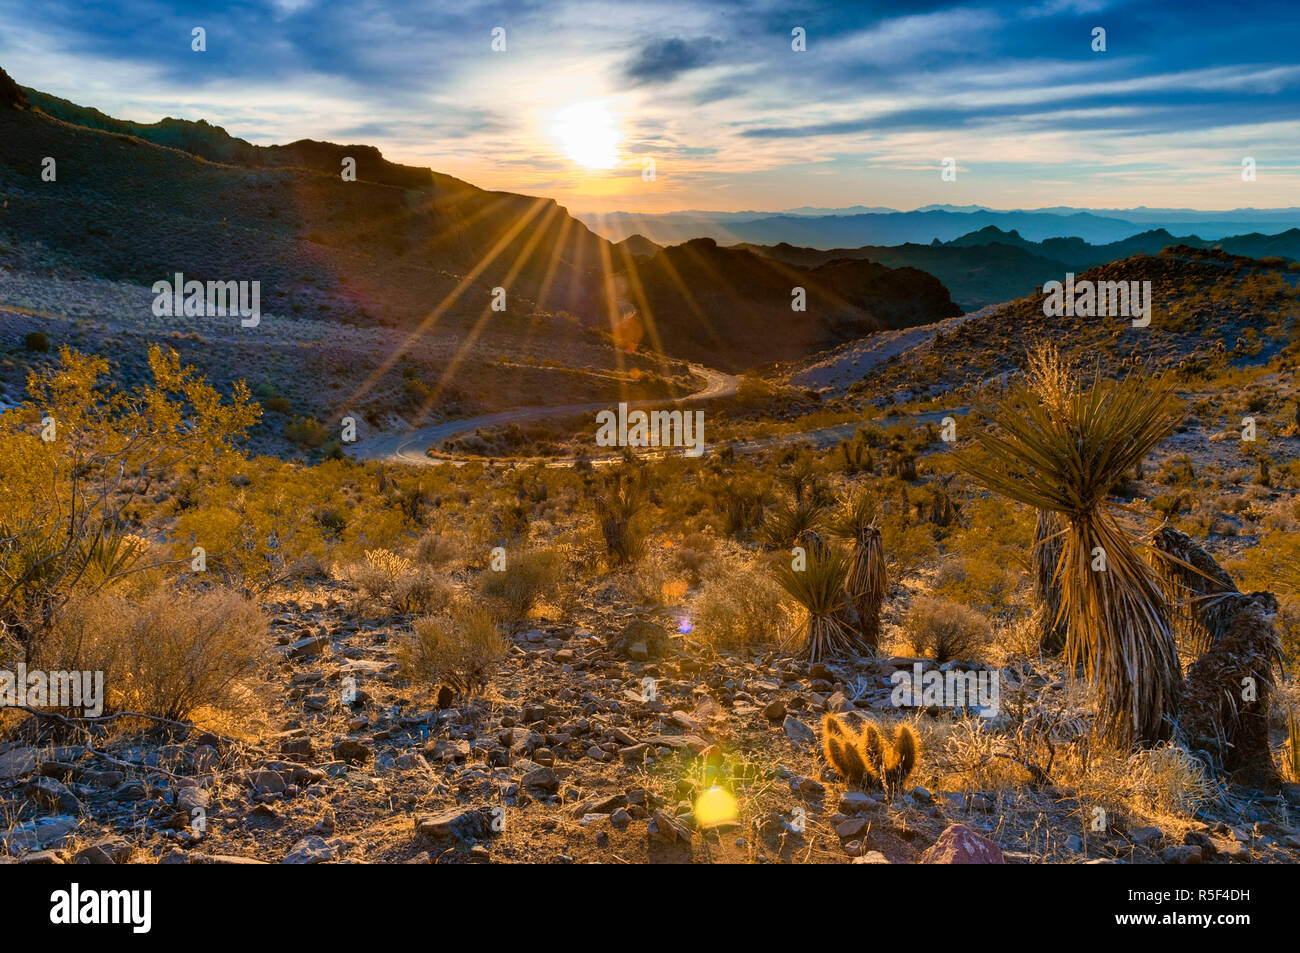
[[400, 602, 505, 696], [23, 331, 50, 352], [41, 587, 269, 721], [264, 396, 292, 414], [341, 548, 413, 610], [479, 547, 562, 624], [414, 529, 460, 567], [284, 416, 329, 449], [691, 563, 789, 650], [0, 346, 258, 660], [904, 595, 993, 662]]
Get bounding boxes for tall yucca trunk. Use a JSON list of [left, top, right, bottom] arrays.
[[845, 525, 887, 651], [1033, 509, 1068, 653], [1060, 510, 1181, 746]]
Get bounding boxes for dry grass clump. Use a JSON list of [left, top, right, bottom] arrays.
[[338, 547, 449, 615], [478, 547, 562, 625], [904, 594, 992, 662], [413, 530, 461, 568], [399, 602, 506, 697], [690, 562, 790, 651], [42, 587, 270, 722]]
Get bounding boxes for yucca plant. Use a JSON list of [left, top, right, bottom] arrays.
[[758, 496, 828, 551], [594, 465, 648, 565], [834, 492, 887, 652], [955, 362, 1184, 747], [773, 540, 858, 662]]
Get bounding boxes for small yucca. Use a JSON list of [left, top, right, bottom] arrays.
[[773, 541, 857, 662]]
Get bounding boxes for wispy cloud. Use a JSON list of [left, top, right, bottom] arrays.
[[0, 0, 1296, 211]]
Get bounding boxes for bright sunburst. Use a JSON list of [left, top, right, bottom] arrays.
[[551, 100, 620, 169]]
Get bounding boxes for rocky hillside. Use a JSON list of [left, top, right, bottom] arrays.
[[622, 238, 961, 370]]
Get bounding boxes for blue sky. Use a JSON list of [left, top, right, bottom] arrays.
[[2, 0, 1298, 212]]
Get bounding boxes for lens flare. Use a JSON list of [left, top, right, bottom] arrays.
[[694, 786, 738, 828]]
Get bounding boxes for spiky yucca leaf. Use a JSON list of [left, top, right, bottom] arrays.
[[773, 542, 857, 662], [955, 372, 1184, 747], [1033, 509, 1068, 652]]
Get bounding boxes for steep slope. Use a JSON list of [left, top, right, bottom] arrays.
[[621, 238, 960, 370]]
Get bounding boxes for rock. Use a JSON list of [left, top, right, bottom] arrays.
[[921, 824, 1005, 864], [1160, 845, 1206, 865], [643, 734, 710, 754], [428, 738, 471, 763], [247, 768, 287, 795], [838, 791, 875, 814], [1064, 834, 1083, 853], [619, 743, 650, 763], [18, 849, 64, 864], [282, 836, 337, 864], [853, 851, 891, 864], [25, 777, 82, 814], [782, 716, 815, 745], [763, 700, 787, 721], [648, 810, 691, 844], [286, 632, 329, 659], [610, 808, 632, 830], [332, 740, 373, 764], [910, 786, 933, 805], [393, 752, 433, 774], [415, 807, 492, 844], [70, 852, 113, 868], [521, 766, 559, 793], [826, 692, 854, 713], [202, 854, 270, 865], [85, 837, 133, 868], [792, 776, 826, 800], [278, 737, 314, 760], [0, 747, 36, 779], [1127, 826, 1164, 848], [835, 817, 869, 839]]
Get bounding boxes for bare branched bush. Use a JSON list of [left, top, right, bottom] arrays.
[[42, 587, 269, 722], [691, 562, 789, 651], [904, 595, 993, 662], [400, 602, 506, 697], [479, 547, 562, 625]]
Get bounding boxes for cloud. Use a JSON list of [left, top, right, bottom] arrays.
[[623, 37, 721, 85]]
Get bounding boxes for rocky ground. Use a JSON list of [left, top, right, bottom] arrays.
[[4, 584, 1300, 865]]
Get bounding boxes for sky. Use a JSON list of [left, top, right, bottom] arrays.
[[2, 0, 1299, 214]]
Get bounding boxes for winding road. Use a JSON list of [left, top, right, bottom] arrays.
[[347, 361, 966, 468], [348, 364, 739, 466]]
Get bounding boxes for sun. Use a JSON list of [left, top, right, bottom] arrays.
[[551, 101, 620, 169]]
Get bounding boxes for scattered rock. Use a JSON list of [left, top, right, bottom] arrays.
[[782, 715, 815, 745], [921, 824, 1004, 864]]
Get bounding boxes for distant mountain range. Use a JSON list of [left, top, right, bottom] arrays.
[[734, 226, 1300, 310], [579, 206, 1300, 247]]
